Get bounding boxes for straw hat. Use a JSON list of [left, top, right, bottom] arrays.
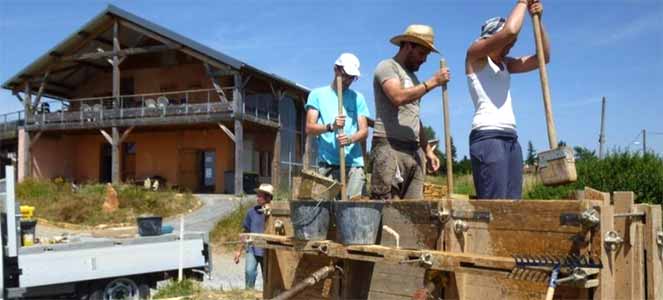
[[390, 24, 439, 53], [255, 183, 274, 196]]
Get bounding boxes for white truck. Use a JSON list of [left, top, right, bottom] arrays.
[[0, 166, 212, 299]]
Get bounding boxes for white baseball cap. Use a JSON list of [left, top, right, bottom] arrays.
[[334, 53, 361, 77]]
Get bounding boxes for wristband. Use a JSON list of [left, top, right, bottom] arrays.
[[422, 82, 429, 92], [327, 123, 334, 132]]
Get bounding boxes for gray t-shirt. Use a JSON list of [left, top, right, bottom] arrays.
[[373, 58, 420, 143]]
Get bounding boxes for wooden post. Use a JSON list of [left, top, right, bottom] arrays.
[[111, 127, 120, 184], [24, 82, 32, 123], [272, 130, 281, 191], [112, 19, 121, 108], [233, 73, 244, 196], [21, 129, 31, 178], [335, 76, 347, 201], [595, 195, 615, 300], [612, 191, 644, 299], [637, 204, 662, 299]]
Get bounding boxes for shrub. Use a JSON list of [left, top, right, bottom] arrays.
[[526, 151, 663, 204]]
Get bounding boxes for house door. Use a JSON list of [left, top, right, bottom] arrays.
[[178, 149, 201, 192], [100, 143, 112, 183]]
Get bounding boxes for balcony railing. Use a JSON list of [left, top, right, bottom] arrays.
[[28, 88, 241, 127], [0, 111, 24, 140]]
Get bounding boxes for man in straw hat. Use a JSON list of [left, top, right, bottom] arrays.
[[465, 0, 548, 199], [305, 53, 370, 200], [370, 24, 451, 200], [234, 183, 273, 289]]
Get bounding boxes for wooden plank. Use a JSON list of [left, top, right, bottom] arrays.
[[594, 195, 615, 300], [637, 204, 663, 300], [444, 199, 595, 300], [380, 201, 441, 249], [613, 191, 636, 300], [61, 45, 178, 61]]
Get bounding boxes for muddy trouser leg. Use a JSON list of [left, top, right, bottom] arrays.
[[346, 167, 366, 199], [369, 141, 398, 200], [470, 138, 510, 199], [401, 148, 425, 199], [506, 139, 523, 199]]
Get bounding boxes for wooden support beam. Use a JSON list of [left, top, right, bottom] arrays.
[[242, 74, 252, 89], [119, 19, 230, 71], [233, 73, 244, 196], [99, 129, 113, 144], [62, 45, 178, 62], [119, 126, 134, 143], [217, 123, 235, 143], [28, 131, 43, 150], [31, 71, 50, 111], [204, 63, 229, 102]]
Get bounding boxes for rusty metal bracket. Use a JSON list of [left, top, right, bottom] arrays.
[[430, 209, 451, 224], [451, 210, 491, 222], [657, 231, 662, 247]]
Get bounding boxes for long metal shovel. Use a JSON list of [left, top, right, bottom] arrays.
[[531, 12, 577, 186]]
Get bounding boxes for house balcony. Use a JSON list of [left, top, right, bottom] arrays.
[[23, 88, 280, 131]]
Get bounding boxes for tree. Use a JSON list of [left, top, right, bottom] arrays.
[[558, 140, 567, 147], [573, 146, 596, 161], [526, 140, 537, 165]]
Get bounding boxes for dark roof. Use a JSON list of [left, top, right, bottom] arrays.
[[2, 5, 308, 96]]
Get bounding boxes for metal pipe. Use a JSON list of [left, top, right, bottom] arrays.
[[270, 265, 335, 300]]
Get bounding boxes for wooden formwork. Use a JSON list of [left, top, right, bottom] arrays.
[[255, 188, 662, 300]]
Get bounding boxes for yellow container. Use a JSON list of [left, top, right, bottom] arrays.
[[20, 205, 35, 219]]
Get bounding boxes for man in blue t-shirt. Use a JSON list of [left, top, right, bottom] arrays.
[[234, 183, 273, 289], [305, 53, 371, 199]]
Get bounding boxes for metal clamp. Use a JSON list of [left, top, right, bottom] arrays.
[[657, 231, 663, 247], [555, 268, 588, 285], [454, 220, 468, 234], [580, 208, 600, 228], [400, 252, 433, 267], [431, 209, 451, 224], [604, 231, 623, 252], [274, 219, 286, 235]]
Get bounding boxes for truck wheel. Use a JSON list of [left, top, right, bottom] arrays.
[[88, 277, 150, 300]]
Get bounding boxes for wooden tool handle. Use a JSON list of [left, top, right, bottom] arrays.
[[336, 75, 347, 201], [440, 59, 453, 197], [532, 13, 558, 149], [544, 286, 555, 300]]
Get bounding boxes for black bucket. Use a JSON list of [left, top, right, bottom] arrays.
[[335, 201, 385, 245], [20, 220, 37, 246], [290, 200, 332, 241], [137, 216, 163, 236]]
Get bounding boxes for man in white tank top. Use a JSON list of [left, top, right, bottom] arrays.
[[465, 0, 550, 199]]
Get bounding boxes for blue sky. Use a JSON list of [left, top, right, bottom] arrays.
[[1, 0, 662, 158]]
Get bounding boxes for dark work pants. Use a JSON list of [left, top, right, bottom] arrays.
[[469, 130, 523, 199]]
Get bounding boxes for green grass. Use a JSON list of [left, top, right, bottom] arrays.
[[209, 201, 250, 250], [426, 173, 540, 198], [16, 178, 199, 226], [153, 279, 202, 299]]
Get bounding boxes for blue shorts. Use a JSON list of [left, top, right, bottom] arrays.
[[469, 130, 523, 199]]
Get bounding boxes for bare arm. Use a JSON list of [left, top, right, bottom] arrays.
[[382, 77, 433, 107], [507, 3, 550, 73], [466, 1, 529, 74]]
